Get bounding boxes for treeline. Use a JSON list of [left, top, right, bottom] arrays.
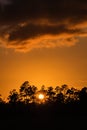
[[0, 81, 80, 104], [0, 81, 87, 104], [0, 81, 87, 119]]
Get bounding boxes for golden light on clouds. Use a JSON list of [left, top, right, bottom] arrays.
[[0, 34, 78, 52]]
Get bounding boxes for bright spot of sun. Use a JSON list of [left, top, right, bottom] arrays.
[[38, 94, 44, 100]]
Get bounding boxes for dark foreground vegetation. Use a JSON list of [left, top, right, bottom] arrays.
[[0, 81, 87, 129]]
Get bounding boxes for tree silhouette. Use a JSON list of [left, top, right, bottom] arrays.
[[27, 85, 38, 103], [19, 81, 37, 103], [55, 86, 61, 94], [79, 87, 87, 105], [7, 89, 19, 104], [61, 84, 68, 95], [46, 86, 55, 102], [0, 94, 4, 104], [19, 81, 30, 103], [66, 88, 75, 101], [55, 92, 64, 104]]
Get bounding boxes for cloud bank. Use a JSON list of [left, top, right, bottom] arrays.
[[0, 0, 87, 52]]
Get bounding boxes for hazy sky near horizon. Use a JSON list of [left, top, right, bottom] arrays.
[[0, 0, 87, 99]]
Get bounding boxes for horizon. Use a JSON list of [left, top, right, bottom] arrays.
[[0, 80, 85, 101]]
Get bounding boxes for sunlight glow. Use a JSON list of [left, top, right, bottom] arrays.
[[38, 94, 44, 100]]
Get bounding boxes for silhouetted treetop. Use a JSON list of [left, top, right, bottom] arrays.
[[0, 81, 87, 113], [4, 81, 86, 106]]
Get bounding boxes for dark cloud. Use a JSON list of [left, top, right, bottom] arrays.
[[0, 0, 87, 51], [0, 0, 11, 10], [8, 23, 81, 41], [0, 0, 10, 5]]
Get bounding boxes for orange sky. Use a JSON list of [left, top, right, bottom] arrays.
[[0, 37, 87, 99], [0, 0, 87, 99]]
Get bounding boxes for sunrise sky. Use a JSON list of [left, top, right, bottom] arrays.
[[0, 0, 87, 99]]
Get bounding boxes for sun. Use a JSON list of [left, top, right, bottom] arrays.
[[36, 92, 46, 103], [38, 94, 44, 100]]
